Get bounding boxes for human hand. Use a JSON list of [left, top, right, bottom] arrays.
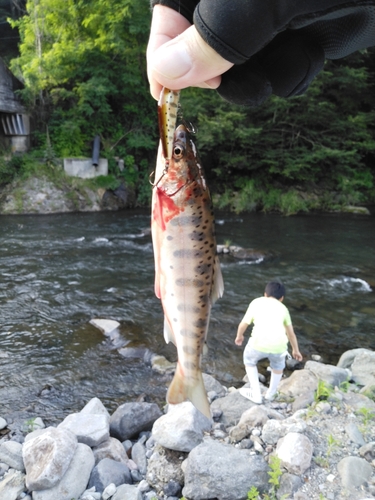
[[148, 1, 375, 106], [235, 335, 244, 347], [147, 5, 233, 100], [292, 350, 303, 362]]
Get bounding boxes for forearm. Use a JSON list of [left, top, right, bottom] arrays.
[[235, 321, 249, 345], [285, 325, 301, 356]]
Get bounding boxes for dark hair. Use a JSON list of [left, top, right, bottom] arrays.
[[265, 281, 285, 299]]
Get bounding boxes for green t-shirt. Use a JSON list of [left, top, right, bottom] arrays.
[[242, 296, 292, 353]]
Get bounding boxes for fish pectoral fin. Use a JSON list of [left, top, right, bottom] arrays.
[[211, 256, 224, 304], [163, 317, 176, 345], [167, 364, 212, 420]]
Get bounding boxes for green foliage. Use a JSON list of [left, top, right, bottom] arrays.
[[247, 486, 260, 500], [315, 380, 334, 402], [247, 455, 287, 500]]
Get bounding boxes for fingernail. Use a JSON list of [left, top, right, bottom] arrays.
[[153, 44, 192, 80]]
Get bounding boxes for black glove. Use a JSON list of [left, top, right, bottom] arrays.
[[151, 0, 375, 106]]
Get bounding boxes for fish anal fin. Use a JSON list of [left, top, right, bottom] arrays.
[[167, 364, 211, 420], [163, 317, 176, 345], [211, 256, 224, 304]]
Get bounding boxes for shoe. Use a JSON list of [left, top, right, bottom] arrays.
[[264, 390, 277, 401], [239, 387, 262, 404]]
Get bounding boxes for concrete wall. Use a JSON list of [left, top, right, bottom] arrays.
[[63, 158, 108, 178]]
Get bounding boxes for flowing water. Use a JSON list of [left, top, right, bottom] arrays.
[[0, 210, 374, 425]]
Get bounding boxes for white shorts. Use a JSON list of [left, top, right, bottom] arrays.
[[244, 345, 288, 370]]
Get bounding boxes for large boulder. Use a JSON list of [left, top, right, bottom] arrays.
[[304, 360, 349, 387], [210, 390, 255, 426], [110, 402, 162, 441], [275, 432, 313, 475]]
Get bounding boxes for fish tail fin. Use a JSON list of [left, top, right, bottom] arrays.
[[167, 363, 211, 419]]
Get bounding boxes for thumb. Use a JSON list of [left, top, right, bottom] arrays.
[[149, 25, 233, 95]]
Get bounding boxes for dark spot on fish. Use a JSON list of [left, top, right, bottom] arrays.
[[175, 278, 204, 287], [173, 318, 177, 322], [193, 318, 207, 328], [167, 235, 173, 240]]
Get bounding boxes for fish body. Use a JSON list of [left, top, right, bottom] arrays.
[[151, 99, 224, 419]]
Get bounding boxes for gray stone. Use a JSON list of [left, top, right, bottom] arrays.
[[261, 419, 286, 445], [131, 441, 147, 475], [111, 484, 142, 500], [239, 405, 269, 427], [0, 440, 24, 471], [58, 412, 109, 447], [337, 456, 373, 488], [291, 391, 315, 412], [110, 402, 162, 441], [163, 480, 182, 497], [81, 397, 111, 418], [278, 473, 303, 499], [304, 360, 349, 388], [182, 439, 269, 500], [152, 402, 211, 452], [88, 458, 132, 493], [276, 432, 313, 475], [0, 418, 7, 431], [146, 445, 186, 491], [23, 426, 77, 491], [203, 373, 227, 397], [92, 437, 129, 465], [359, 442, 375, 462], [351, 350, 375, 386], [278, 369, 318, 398], [32, 443, 95, 500], [337, 348, 373, 369], [210, 390, 255, 426], [341, 391, 375, 411], [102, 483, 117, 500], [0, 469, 25, 500], [345, 423, 365, 446]]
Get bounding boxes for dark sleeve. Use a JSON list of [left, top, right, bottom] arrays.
[[193, 0, 375, 64], [150, 0, 199, 24]]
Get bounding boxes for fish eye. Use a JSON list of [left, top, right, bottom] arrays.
[[173, 145, 184, 159]]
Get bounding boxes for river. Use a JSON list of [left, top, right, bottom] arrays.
[[0, 210, 374, 424]]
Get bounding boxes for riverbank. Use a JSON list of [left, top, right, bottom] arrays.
[[1, 348, 375, 500], [0, 172, 372, 216]]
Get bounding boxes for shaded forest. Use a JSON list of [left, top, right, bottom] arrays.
[[1, 0, 375, 213]]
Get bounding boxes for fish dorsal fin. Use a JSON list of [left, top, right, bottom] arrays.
[[163, 317, 176, 346], [211, 256, 224, 304]]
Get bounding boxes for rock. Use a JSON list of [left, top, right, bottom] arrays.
[[0, 469, 25, 500], [291, 391, 315, 412], [131, 441, 148, 475], [345, 423, 365, 446], [359, 442, 375, 461], [89, 319, 120, 337], [81, 397, 111, 418], [278, 473, 303, 499], [92, 437, 129, 465], [203, 373, 227, 398], [23, 427, 77, 491], [278, 369, 318, 398], [110, 402, 163, 441], [341, 391, 375, 411], [88, 458, 132, 493], [0, 417, 7, 431], [304, 360, 349, 387], [150, 354, 176, 374], [182, 439, 269, 500], [32, 443, 95, 500], [337, 456, 373, 488], [152, 402, 211, 452], [58, 412, 110, 447], [337, 348, 373, 369], [163, 480, 182, 497], [229, 405, 268, 443], [276, 432, 313, 474], [102, 483, 117, 500], [0, 440, 24, 471], [146, 445, 185, 492], [112, 483, 142, 500], [261, 420, 286, 445], [210, 390, 255, 426], [351, 350, 375, 386]]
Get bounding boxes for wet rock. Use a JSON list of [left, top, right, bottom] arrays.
[[89, 319, 120, 338], [32, 443, 94, 500], [210, 390, 255, 426], [92, 437, 129, 465], [88, 458, 132, 493], [0, 440, 24, 471], [337, 456, 373, 488], [0, 469, 25, 500], [110, 402, 163, 441], [304, 360, 349, 387], [152, 402, 211, 452], [23, 427, 77, 490], [182, 439, 269, 500], [276, 432, 313, 474], [131, 441, 148, 475], [58, 412, 110, 447], [150, 354, 176, 374]]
